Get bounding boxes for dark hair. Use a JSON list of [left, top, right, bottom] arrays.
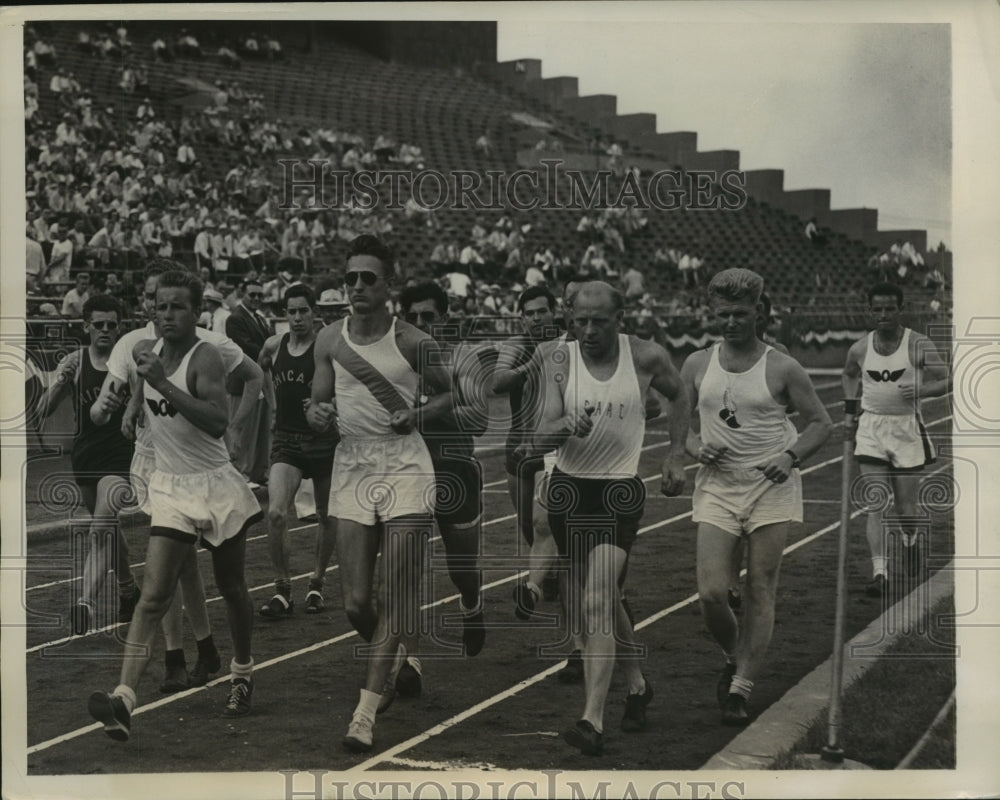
[[517, 285, 556, 313], [144, 256, 187, 283], [240, 278, 263, 292], [284, 284, 315, 309], [759, 291, 773, 319], [82, 293, 121, 321], [399, 282, 448, 315], [346, 234, 393, 271], [867, 282, 903, 308], [157, 269, 204, 308]]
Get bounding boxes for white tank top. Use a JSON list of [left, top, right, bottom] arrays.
[[334, 317, 420, 438], [698, 343, 796, 468], [555, 335, 645, 478], [861, 328, 914, 415], [144, 339, 230, 474]]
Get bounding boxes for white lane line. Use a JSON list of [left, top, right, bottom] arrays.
[[23, 412, 952, 750], [349, 454, 954, 773]]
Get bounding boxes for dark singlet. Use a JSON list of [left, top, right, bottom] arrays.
[[71, 348, 133, 478], [272, 333, 325, 435], [506, 335, 544, 444]]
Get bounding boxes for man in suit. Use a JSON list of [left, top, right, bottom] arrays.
[[225, 278, 272, 485]]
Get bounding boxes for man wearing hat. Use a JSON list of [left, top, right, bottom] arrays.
[[316, 287, 350, 327], [202, 288, 230, 332]]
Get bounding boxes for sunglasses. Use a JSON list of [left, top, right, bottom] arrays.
[[245, 291, 263, 298], [345, 270, 378, 287], [404, 311, 438, 325], [90, 320, 119, 331]]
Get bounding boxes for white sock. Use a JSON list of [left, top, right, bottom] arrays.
[[113, 684, 137, 713], [872, 557, 888, 577], [730, 675, 754, 699], [356, 688, 380, 721], [406, 656, 422, 674], [231, 657, 254, 681]]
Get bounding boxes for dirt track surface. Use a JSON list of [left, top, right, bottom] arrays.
[[20, 385, 954, 773]]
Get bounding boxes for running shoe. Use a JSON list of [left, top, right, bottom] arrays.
[[721, 693, 750, 726], [342, 714, 374, 752], [395, 657, 422, 698], [621, 677, 653, 732], [222, 678, 253, 717], [304, 589, 324, 614], [88, 691, 131, 741], [463, 605, 486, 657], [716, 663, 737, 709], [259, 594, 293, 618], [563, 719, 604, 756], [190, 648, 222, 687], [160, 663, 191, 694], [865, 574, 888, 598]]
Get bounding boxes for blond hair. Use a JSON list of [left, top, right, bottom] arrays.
[[707, 268, 764, 306]]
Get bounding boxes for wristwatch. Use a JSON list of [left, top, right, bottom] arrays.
[[783, 449, 801, 469]]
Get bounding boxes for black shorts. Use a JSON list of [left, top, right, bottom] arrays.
[[270, 430, 337, 481], [433, 454, 483, 527], [547, 468, 646, 567]]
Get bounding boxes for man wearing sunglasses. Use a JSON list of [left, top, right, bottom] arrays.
[[37, 294, 140, 636], [90, 259, 264, 694], [679, 268, 831, 726], [394, 281, 491, 690], [307, 235, 453, 753]]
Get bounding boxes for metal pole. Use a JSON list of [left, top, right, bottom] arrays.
[[822, 434, 854, 762]]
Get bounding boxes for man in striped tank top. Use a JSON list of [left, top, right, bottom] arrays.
[[307, 236, 454, 753], [842, 283, 950, 596], [680, 268, 832, 726], [88, 271, 262, 741], [256, 285, 338, 618], [536, 281, 691, 756]]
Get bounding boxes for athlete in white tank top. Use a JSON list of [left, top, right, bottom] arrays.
[[144, 339, 230, 474], [334, 316, 421, 438], [860, 328, 914, 415], [696, 343, 797, 469], [557, 334, 645, 478]]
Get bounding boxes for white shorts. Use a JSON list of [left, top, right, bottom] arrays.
[[693, 463, 803, 537], [855, 412, 935, 470], [329, 433, 435, 526], [129, 445, 156, 515], [148, 462, 263, 548]]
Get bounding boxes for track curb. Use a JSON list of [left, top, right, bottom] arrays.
[[701, 562, 955, 770]]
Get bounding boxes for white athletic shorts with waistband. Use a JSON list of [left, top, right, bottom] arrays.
[[854, 411, 935, 470], [148, 462, 262, 548], [693, 463, 803, 537], [129, 445, 156, 515], [329, 433, 436, 525]]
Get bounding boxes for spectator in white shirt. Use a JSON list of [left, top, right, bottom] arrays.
[[47, 229, 74, 283], [60, 272, 91, 317], [26, 228, 47, 291]]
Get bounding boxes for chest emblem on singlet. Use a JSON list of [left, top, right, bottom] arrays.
[[719, 388, 741, 429], [146, 397, 178, 417], [867, 368, 905, 383]]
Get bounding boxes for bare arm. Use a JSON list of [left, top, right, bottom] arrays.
[[135, 343, 229, 438], [306, 326, 337, 433], [841, 338, 865, 407], [490, 339, 531, 395], [679, 350, 706, 459], [904, 333, 951, 402], [230, 354, 264, 430], [642, 340, 690, 496], [39, 350, 78, 418], [257, 335, 280, 412]]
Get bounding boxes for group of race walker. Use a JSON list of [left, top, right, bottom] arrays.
[[42, 233, 949, 756]]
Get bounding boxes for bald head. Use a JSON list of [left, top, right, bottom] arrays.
[[574, 281, 625, 314]]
